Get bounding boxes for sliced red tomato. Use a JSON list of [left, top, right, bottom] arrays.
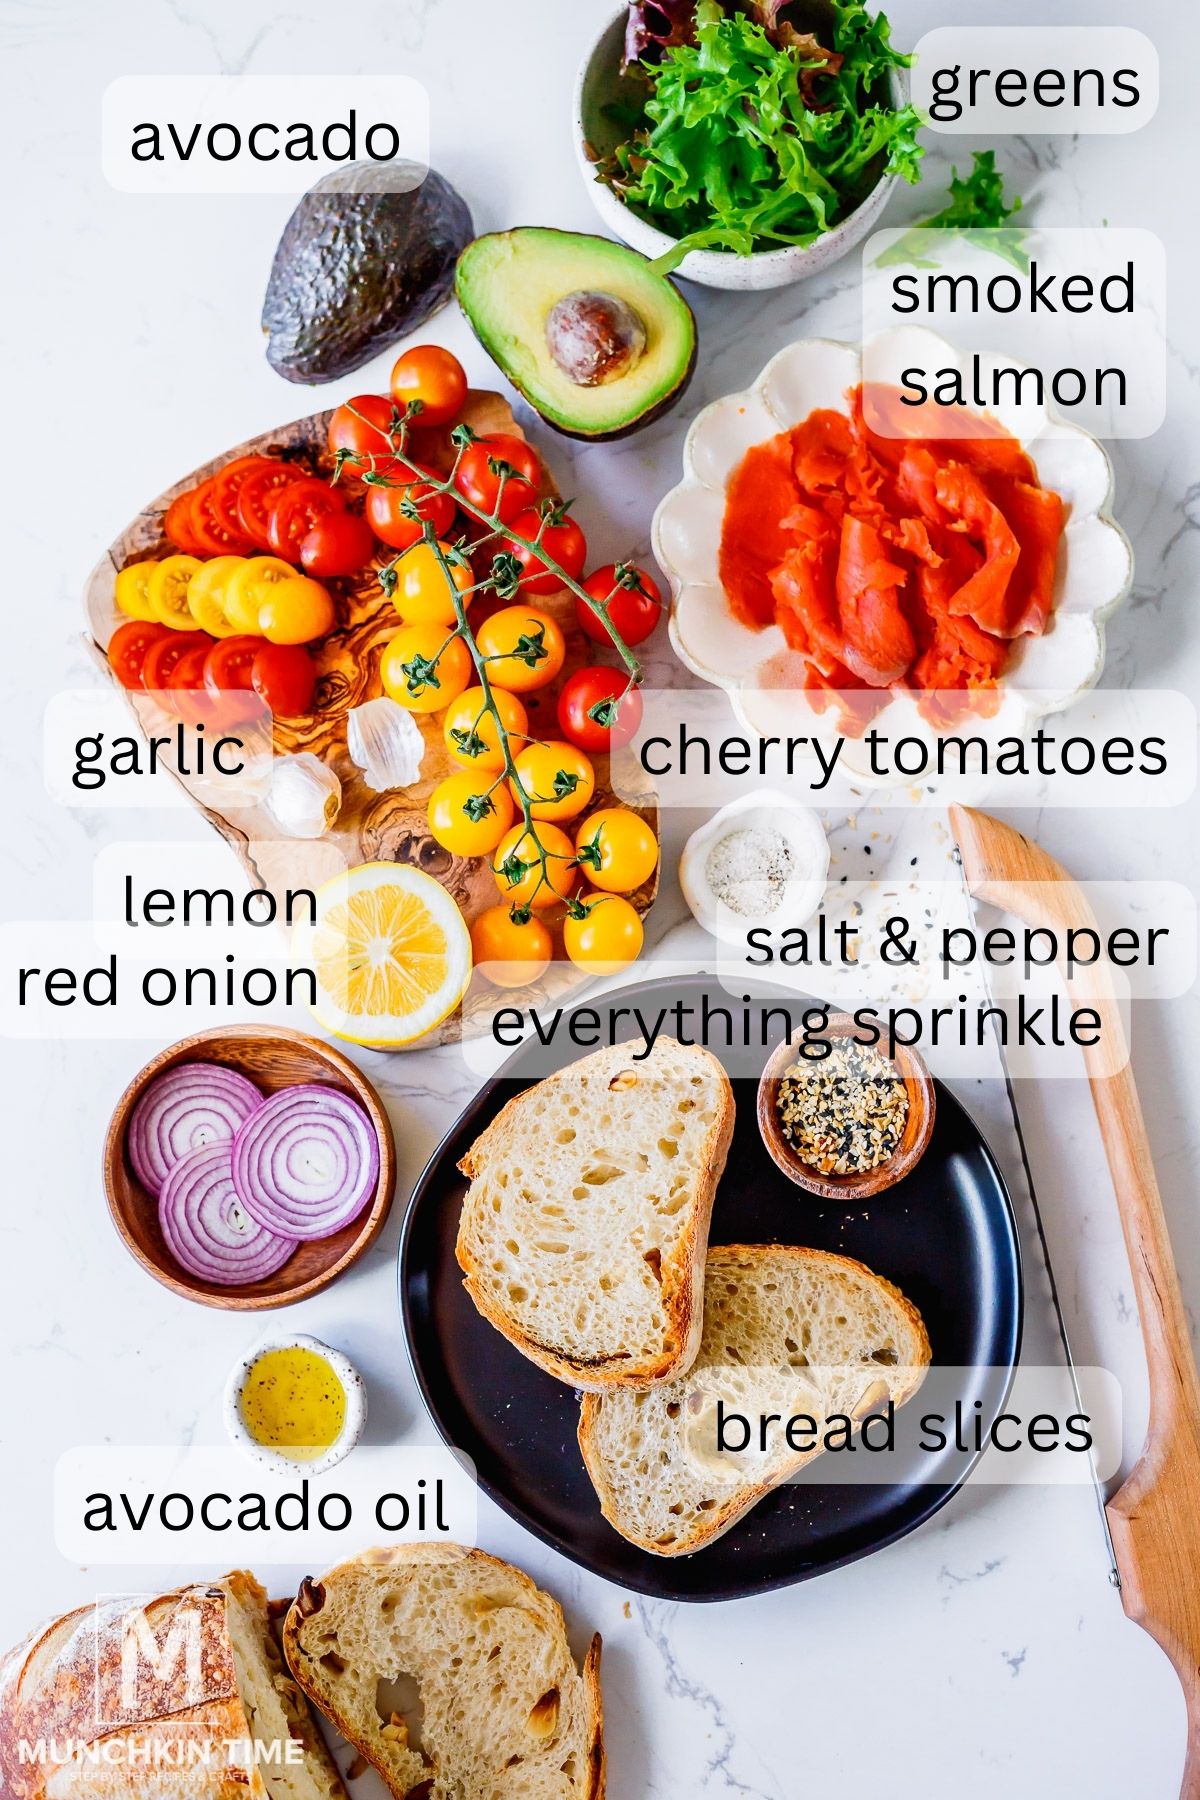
[[163, 491, 204, 557], [299, 509, 376, 577], [203, 635, 262, 696], [188, 477, 255, 556], [168, 642, 218, 723], [107, 620, 172, 689], [142, 630, 211, 700], [267, 478, 345, 563], [236, 460, 309, 550], [250, 643, 317, 717], [212, 457, 274, 540]]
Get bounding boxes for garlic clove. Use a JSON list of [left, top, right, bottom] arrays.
[[264, 752, 342, 839], [346, 697, 425, 793]]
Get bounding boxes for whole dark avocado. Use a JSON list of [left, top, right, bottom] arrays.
[[262, 162, 473, 384]]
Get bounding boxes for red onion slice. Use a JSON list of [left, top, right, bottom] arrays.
[[129, 1062, 263, 1197], [158, 1141, 297, 1285], [231, 1084, 379, 1241]]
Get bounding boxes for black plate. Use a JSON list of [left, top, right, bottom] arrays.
[[400, 975, 1022, 1601]]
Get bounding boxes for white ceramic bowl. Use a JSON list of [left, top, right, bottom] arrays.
[[223, 1331, 366, 1477], [573, 9, 904, 292], [652, 328, 1134, 770]]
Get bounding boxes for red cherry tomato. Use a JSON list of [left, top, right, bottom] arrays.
[[453, 433, 540, 525], [107, 620, 172, 689], [188, 477, 255, 556], [266, 478, 345, 563], [298, 509, 376, 577], [390, 346, 468, 428], [250, 643, 317, 717], [556, 667, 644, 752], [236, 460, 308, 550], [327, 395, 406, 481], [502, 505, 588, 597], [576, 563, 663, 647], [365, 477, 458, 552], [141, 630, 211, 700]]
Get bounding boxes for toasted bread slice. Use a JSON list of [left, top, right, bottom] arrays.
[[282, 1544, 603, 1800], [578, 1244, 931, 1555], [455, 1038, 734, 1390]]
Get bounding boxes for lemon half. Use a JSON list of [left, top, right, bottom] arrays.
[[295, 862, 472, 1048]]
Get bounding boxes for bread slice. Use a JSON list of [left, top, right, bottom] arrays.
[[0, 1571, 346, 1800], [578, 1244, 931, 1555], [456, 1038, 734, 1390], [282, 1544, 604, 1800]]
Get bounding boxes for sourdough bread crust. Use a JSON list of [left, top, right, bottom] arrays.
[[281, 1544, 605, 1800], [455, 1040, 735, 1391], [577, 1244, 932, 1556]]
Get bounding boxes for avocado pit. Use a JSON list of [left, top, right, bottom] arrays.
[[547, 290, 647, 388]]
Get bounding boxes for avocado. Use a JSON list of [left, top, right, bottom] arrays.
[[263, 162, 473, 384], [455, 228, 696, 439]]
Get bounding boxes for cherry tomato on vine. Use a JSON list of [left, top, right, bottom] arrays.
[[562, 894, 644, 975], [556, 667, 644, 752], [298, 509, 375, 578], [365, 477, 457, 552], [391, 540, 473, 626], [470, 905, 553, 988], [427, 771, 515, 858], [107, 620, 172, 689], [491, 822, 578, 911], [380, 623, 472, 713], [267, 478, 344, 563], [501, 505, 588, 597], [250, 643, 317, 717], [576, 562, 663, 647], [573, 807, 659, 894], [141, 630, 210, 695], [390, 345, 468, 428], [509, 740, 596, 823], [327, 394, 406, 480], [453, 433, 540, 525], [236, 461, 307, 549], [442, 685, 528, 772], [475, 605, 566, 693]]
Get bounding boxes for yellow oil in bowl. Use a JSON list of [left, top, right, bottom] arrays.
[[239, 1345, 347, 1461]]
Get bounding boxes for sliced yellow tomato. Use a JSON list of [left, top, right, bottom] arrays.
[[147, 555, 203, 630], [115, 560, 158, 622], [186, 555, 245, 637], [294, 861, 472, 1047], [223, 556, 295, 633], [258, 576, 336, 645]]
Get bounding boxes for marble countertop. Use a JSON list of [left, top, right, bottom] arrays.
[[2, 0, 1198, 1794]]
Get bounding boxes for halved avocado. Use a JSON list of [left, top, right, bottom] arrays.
[[455, 228, 696, 440]]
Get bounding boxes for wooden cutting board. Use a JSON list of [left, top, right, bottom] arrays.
[[82, 392, 659, 1046]]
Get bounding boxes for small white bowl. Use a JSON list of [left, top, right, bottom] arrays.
[[573, 8, 904, 292], [223, 1332, 366, 1477]]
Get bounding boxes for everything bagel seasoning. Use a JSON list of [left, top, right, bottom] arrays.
[[775, 1040, 909, 1175]]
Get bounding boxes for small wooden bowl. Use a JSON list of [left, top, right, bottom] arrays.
[[756, 1014, 935, 1201], [103, 1026, 396, 1310]]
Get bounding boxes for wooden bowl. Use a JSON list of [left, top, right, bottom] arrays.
[[756, 1014, 935, 1201], [103, 1026, 396, 1310]]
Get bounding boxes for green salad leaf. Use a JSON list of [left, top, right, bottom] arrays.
[[600, 0, 922, 261], [874, 150, 1027, 270]]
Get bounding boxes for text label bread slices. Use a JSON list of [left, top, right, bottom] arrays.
[[455, 1038, 735, 1389], [578, 1244, 932, 1555], [282, 1543, 604, 1799]]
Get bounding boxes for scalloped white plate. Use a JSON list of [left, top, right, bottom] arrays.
[[652, 330, 1134, 778]]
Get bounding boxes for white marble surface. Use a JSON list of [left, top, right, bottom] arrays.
[[1, 0, 1198, 1794]]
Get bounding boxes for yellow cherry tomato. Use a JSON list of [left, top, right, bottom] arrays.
[[186, 555, 245, 637], [223, 556, 294, 633], [115, 560, 158, 621], [470, 905, 553, 988], [147, 555, 203, 629], [562, 894, 644, 975], [442, 685, 529, 772], [475, 605, 566, 693], [491, 822, 577, 911], [573, 807, 660, 894], [427, 772, 515, 858], [509, 740, 595, 823], [380, 624, 473, 713], [392, 540, 473, 626], [257, 576, 336, 645]]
